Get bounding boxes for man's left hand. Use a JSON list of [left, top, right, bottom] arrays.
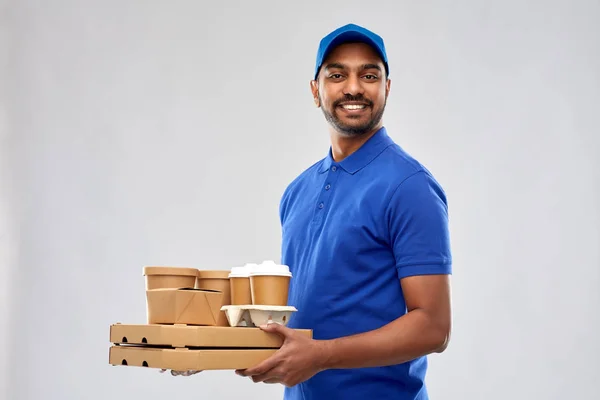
[[235, 323, 329, 387]]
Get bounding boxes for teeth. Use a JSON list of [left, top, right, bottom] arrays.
[[342, 104, 366, 110]]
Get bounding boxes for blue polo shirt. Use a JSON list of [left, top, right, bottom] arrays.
[[279, 127, 452, 400]]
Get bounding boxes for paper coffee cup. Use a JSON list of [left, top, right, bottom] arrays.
[[249, 260, 292, 306], [229, 264, 254, 305]]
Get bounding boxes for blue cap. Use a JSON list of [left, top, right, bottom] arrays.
[[314, 23, 389, 80]]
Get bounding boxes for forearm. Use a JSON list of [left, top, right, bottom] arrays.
[[319, 309, 450, 370]]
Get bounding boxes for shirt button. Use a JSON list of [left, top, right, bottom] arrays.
[[331, 166, 337, 172], [325, 184, 331, 190], [318, 203, 324, 209]]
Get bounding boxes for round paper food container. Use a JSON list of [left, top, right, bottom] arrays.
[[196, 270, 231, 292], [197, 270, 231, 280], [142, 266, 198, 290]]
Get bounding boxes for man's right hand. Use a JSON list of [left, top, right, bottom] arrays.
[[159, 369, 202, 376]]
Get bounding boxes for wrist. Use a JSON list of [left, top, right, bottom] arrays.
[[315, 339, 336, 371]]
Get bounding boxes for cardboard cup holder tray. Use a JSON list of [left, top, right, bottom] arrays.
[[220, 305, 297, 327]]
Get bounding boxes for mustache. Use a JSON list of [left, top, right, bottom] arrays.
[[333, 94, 373, 108]]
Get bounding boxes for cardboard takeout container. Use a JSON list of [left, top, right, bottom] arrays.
[[146, 288, 227, 326], [143, 266, 198, 290]]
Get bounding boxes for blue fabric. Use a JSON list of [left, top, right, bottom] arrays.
[[314, 23, 389, 79], [279, 127, 452, 400]]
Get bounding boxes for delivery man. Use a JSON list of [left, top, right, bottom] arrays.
[[236, 23, 453, 400]]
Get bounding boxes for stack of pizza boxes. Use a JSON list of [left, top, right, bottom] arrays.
[[108, 261, 311, 371]]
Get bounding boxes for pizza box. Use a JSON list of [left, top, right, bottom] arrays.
[[110, 323, 312, 348], [109, 345, 278, 370]]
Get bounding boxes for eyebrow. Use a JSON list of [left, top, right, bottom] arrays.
[[324, 63, 382, 72], [362, 63, 382, 72], [324, 62, 346, 70]]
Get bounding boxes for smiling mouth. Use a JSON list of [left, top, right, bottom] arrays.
[[338, 103, 369, 111]]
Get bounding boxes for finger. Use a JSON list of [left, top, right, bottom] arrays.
[[259, 323, 294, 339], [263, 377, 283, 384], [238, 353, 282, 377], [170, 370, 202, 376], [251, 370, 283, 383], [181, 370, 202, 376]]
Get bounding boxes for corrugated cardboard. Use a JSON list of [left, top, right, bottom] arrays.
[[109, 345, 277, 370], [146, 288, 227, 326], [110, 323, 312, 348]]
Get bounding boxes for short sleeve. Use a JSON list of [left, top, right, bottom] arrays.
[[386, 170, 452, 279], [279, 188, 288, 227]]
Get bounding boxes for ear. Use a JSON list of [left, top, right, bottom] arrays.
[[385, 78, 391, 98], [310, 80, 320, 108]]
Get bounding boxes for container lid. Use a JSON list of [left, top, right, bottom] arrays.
[[143, 266, 198, 276], [196, 270, 230, 279], [248, 260, 292, 277], [228, 263, 257, 278]]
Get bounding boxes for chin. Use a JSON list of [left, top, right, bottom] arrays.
[[337, 126, 372, 137]]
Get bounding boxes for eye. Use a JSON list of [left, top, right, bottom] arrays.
[[329, 73, 344, 79], [363, 74, 378, 80]]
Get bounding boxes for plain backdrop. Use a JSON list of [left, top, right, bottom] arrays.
[[1, 0, 599, 399]]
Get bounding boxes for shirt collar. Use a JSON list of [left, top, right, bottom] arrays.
[[318, 127, 394, 174]]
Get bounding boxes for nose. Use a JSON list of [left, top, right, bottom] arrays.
[[342, 74, 364, 96]]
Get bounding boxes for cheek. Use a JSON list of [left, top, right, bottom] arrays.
[[371, 90, 387, 106], [319, 88, 339, 107], [321, 96, 336, 110]]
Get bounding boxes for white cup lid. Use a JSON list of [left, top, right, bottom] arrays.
[[249, 260, 292, 277], [228, 263, 257, 278]]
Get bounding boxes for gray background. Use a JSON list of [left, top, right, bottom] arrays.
[[1, 0, 599, 399]]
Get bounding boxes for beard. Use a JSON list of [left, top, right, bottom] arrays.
[[320, 93, 387, 137]]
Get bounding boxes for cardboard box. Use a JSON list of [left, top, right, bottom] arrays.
[[110, 323, 312, 348], [109, 345, 277, 370], [146, 288, 227, 326]]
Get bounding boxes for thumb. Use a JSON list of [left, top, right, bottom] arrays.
[[259, 322, 293, 337]]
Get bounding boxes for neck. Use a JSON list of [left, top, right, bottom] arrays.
[[329, 125, 382, 162]]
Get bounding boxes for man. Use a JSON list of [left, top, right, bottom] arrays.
[[236, 23, 453, 400]]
